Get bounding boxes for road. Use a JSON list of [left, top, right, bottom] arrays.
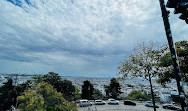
[[78, 101, 174, 111]]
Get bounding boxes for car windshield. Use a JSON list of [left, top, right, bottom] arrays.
[[96, 100, 102, 102], [82, 101, 86, 103], [125, 100, 131, 102]]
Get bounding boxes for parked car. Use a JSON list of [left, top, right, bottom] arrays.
[[94, 100, 105, 105], [79, 100, 92, 107], [108, 99, 119, 104], [162, 104, 181, 110], [145, 101, 159, 108], [124, 100, 136, 106]]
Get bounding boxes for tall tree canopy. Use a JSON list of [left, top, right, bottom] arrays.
[[33, 72, 75, 101], [158, 40, 188, 85], [0, 79, 32, 110], [105, 78, 122, 99], [117, 41, 161, 111], [81, 80, 94, 100], [17, 89, 45, 111], [93, 89, 103, 100], [17, 82, 77, 111], [0, 79, 17, 110]]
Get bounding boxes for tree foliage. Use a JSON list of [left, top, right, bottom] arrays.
[[17, 89, 45, 111], [81, 80, 94, 100], [33, 72, 75, 101], [0, 79, 32, 110], [117, 41, 161, 111], [158, 40, 188, 85], [17, 82, 78, 111], [74, 88, 81, 100], [0, 79, 18, 110], [127, 90, 147, 100], [117, 42, 160, 80], [105, 78, 122, 99], [92, 89, 103, 100]]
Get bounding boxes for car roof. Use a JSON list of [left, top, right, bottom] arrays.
[[124, 100, 132, 101], [95, 100, 102, 101], [163, 104, 173, 106], [80, 99, 88, 101]]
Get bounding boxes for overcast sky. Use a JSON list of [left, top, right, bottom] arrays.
[[0, 0, 187, 77]]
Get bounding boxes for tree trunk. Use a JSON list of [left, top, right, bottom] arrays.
[[149, 74, 156, 111]]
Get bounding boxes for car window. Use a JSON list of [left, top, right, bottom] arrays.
[[96, 100, 102, 102]]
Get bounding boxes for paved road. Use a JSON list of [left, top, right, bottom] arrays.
[[78, 101, 173, 111]]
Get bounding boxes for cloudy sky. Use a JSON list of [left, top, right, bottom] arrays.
[[0, 0, 187, 77]]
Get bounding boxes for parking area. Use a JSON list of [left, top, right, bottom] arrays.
[[78, 101, 173, 111]]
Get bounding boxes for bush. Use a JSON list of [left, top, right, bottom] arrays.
[[127, 90, 147, 100]]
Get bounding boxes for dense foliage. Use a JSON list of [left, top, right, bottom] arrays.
[[93, 89, 103, 100], [158, 40, 188, 85], [127, 90, 147, 100], [105, 78, 122, 99], [0, 72, 78, 111], [33, 72, 75, 101], [81, 80, 94, 100], [17, 82, 78, 111], [0, 79, 32, 111]]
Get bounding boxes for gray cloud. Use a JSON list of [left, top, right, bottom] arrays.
[[0, 0, 187, 77]]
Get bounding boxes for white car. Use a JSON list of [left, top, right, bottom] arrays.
[[79, 100, 92, 107], [94, 100, 105, 105], [162, 104, 181, 110], [108, 99, 119, 104], [145, 101, 159, 108]]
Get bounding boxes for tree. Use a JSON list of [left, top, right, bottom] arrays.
[[0, 79, 17, 110], [0, 79, 33, 110], [127, 90, 147, 100], [158, 40, 188, 85], [105, 78, 122, 99], [117, 42, 161, 111], [17, 89, 45, 111], [59, 79, 75, 101], [33, 72, 75, 101], [74, 88, 81, 100], [42, 72, 62, 85], [17, 82, 78, 111], [81, 80, 94, 100], [92, 89, 103, 100]]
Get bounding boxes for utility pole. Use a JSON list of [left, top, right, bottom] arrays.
[[158, 0, 187, 111]]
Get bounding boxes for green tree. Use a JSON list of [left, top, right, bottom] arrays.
[[105, 78, 122, 99], [74, 88, 81, 100], [42, 72, 62, 85], [33, 72, 75, 101], [81, 80, 94, 100], [0, 79, 17, 110], [59, 79, 75, 101], [158, 40, 188, 85], [92, 89, 103, 100], [0, 79, 33, 111], [17, 82, 78, 111], [17, 89, 45, 111], [127, 90, 147, 100], [117, 42, 161, 111]]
